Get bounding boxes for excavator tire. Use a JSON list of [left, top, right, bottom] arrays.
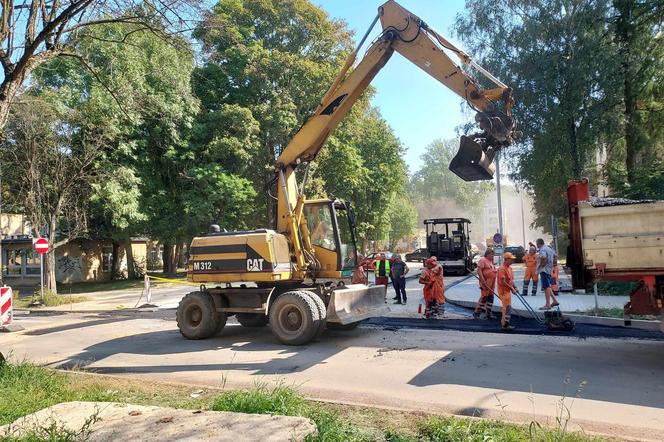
[[236, 313, 269, 327], [269, 291, 321, 345], [177, 291, 226, 340], [305, 291, 328, 338]]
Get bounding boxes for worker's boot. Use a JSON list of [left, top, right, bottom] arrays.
[[501, 322, 515, 332], [472, 311, 481, 319]]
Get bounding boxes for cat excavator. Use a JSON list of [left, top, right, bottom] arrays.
[[177, 0, 516, 345]]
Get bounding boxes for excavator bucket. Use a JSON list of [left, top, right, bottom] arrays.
[[449, 135, 497, 181], [326, 284, 389, 325]]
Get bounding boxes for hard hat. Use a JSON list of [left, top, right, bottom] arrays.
[[503, 252, 516, 260]]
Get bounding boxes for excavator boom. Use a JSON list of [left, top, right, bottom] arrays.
[[276, 0, 515, 185]]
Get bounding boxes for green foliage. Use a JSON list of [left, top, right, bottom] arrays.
[[318, 107, 410, 246], [192, 0, 355, 225], [455, 0, 664, 228], [411, 139, 492, 210], [0, 362, 72, 426], [387, 194, 418, 251], [418, 416, 594, 442], [456, 0, 614, 227], [1, 362, 605, 442], [12, 290, 89, 309]]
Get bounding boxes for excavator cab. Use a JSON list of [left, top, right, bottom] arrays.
[[303, 199, 359, 278]]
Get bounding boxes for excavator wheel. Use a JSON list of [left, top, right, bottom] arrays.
[[306, 291, 328, 338], [269, 291, 322, 345], [236, 313, 269, 327], [177, 291, 226, 340]]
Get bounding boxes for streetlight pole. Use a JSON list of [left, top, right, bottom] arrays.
[[520, 190, 526, 247], [495, 153, 504, 264]]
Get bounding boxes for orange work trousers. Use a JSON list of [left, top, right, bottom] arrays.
[[497, 289, 512, 326]]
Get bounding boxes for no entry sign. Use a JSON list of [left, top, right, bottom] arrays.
[[34, 238, 49, 254]]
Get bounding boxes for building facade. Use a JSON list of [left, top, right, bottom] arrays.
[[1, 214, 157, 287]]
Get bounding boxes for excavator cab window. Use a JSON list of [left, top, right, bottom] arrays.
[[334, 201, 359, 272], [305, 205, 337, 251], [303, 201, 359, 272]]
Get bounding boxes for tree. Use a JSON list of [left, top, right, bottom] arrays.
[[0, 98, 103, 292], [410, 139, 492, 212], [316, 106, 409, 249], [0, 0, 198, 130], [608, 0, 664, 190], [192, 0, 354, 226], [387, 194, 417, 251], [455, 0, 616, 226]]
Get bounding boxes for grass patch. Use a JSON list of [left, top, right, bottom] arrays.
[[418, 416, 592, 442], [12, 290, 89, 309], [573, 307, 657, 321], [56, 272, 190, 295], [0, 362, 608, 442], [596, 280, 637, 296]]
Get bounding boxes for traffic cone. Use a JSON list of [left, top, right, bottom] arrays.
[[418, 303, 422, 314]]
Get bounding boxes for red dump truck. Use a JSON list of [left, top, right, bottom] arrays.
[[566, 179, 664, 332]]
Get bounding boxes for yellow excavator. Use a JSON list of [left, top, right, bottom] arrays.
[[177, 0, 516, 345]]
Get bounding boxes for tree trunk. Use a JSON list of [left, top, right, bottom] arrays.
[[162, 243, 174, 276], [614, 0, 639, 184], [45, 216, 58, 294], [125, 240, 136, 280], [0, 80, 22, 131], [567, 116, 582, 178], [172, 241, 183, 275], [111, 239, 121, 280], [45, 248, 57, 294]]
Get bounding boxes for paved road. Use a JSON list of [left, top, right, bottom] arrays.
[[5, 307, 664, 441], [5, 265, 664, 440]]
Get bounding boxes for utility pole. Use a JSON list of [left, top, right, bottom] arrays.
[[495, 153, 504, 264], [520, 190, 526, 247], [496, 154, 504, 236]]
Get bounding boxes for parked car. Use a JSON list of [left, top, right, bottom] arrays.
[[405, 248, 429, 262], [504, 245, 526, 263], [359, 252, 393, 272]]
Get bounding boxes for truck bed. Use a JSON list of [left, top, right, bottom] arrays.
[[579, 199, 664, 272]]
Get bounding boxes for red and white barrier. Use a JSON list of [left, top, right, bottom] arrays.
[[1, 286, 12, 326]]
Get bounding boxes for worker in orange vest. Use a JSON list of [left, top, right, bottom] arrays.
[[473, 248, 496, 319], [522, 246, 539, 296], [497, 252, 518, 332], [420, 257, 445, 318]]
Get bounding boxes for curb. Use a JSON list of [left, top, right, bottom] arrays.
[[444, 297, 661, 332]]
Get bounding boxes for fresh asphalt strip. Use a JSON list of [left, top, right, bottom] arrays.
[[368, 275, 664, 341]]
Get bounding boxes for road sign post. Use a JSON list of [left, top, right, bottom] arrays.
[[34, 238, 49, 302]]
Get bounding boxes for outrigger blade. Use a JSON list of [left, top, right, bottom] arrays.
[[449, 135, 497, 182], [326, 284, 389, 325]]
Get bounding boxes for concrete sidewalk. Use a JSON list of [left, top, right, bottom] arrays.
[[445, 264, 629, 314]]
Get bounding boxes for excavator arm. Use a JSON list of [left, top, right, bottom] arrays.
[[275, 0, 516, 277]]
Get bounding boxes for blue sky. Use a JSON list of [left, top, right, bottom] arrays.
[[315, 0, 470, 172]]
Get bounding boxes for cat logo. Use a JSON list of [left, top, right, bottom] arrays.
[[247, 258, 264, 272]]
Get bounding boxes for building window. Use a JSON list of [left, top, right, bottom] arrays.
[[102, 246, 113, 273]]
